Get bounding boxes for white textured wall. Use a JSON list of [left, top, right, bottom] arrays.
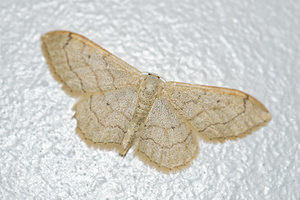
[[1, 0, 299, 199]]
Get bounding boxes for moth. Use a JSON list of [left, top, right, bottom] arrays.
[[41, 31, 271, 172]]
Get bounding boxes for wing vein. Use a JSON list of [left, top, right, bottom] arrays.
[[141, 130, 192, 149], [198, 95, 249, 133], [63, 37, 86, 93]]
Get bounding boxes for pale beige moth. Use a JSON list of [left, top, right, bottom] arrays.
[[41, 31, 271, 172]]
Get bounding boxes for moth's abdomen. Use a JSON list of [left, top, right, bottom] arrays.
[[133, 75, 163, 127], [120, 74, 163, 155]]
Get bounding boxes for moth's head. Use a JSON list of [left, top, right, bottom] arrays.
[[142, 72, 165, 82], [146, 72, 160, 79]]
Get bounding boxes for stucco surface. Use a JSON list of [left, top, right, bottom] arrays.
[[0, 0, 299, 199]]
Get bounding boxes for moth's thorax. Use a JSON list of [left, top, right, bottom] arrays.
[[139, 74, 163, 99]]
